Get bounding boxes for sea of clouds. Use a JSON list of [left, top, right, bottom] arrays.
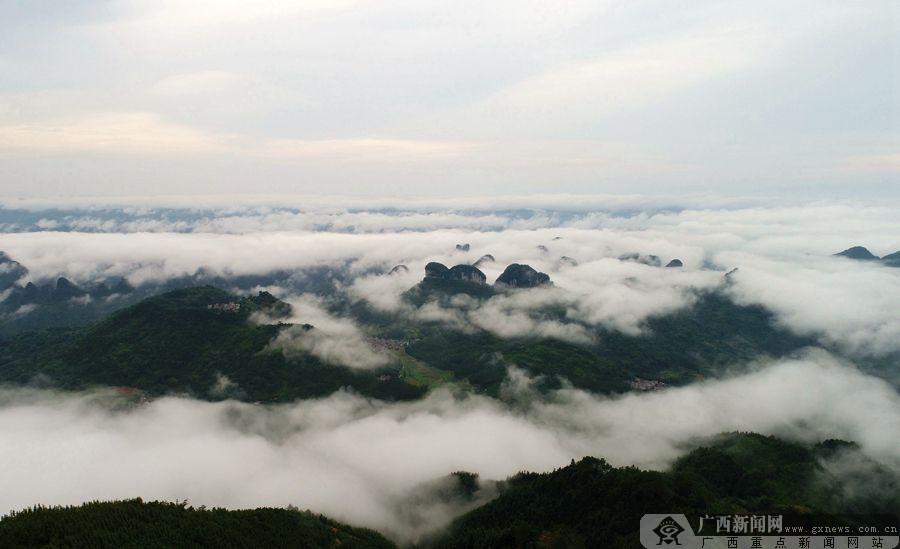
[[0, 195, 898, 542], [0, 352, 897, 543], [2, 197, 899, 356]]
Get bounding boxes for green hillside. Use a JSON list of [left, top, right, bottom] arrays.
[[435, 433, 900, 548], [0, 287, 424, 403], [0, 499, 394, 549], [393, 291, 813, 395]]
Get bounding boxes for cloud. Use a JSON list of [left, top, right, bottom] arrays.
[[837, 152, 900, 175], [0, 112, 472, 161], [268, 294, 390, 370], [150, 71, 242, 96], [1, 201, 898, 353], [0, 351, 896, 543], [722, 255, 900, 355], [446, 28, 761, 137], [0, 113, 229, 154]]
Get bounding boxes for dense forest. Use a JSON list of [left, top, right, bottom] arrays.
[[0, 281, 822, 403], [0, 286, 424, 403], [0, 499, 394, 548], [432, 433, 900, 548]]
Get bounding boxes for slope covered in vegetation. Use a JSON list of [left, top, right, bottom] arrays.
[[434, 433, 900, 548], [0, 287, 424, 402], [0, 499, 395, 549]]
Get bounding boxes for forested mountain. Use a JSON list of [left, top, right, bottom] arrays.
[[0, 278, 834, 402], [399, 291, 813, 394], [1, 283, 819, 402], [433, 433, 900, 548], [0, 500, 395, 548], [0, 287, 424, 402]]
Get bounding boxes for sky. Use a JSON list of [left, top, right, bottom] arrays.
[[0, 0, 897, 198]]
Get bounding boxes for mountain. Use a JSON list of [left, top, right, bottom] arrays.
[[0, 286, 424, 403], [400, 290, 813, 394], [880, 251, 900, 267], [494, 264, 551, 288], [835, 246, 880, 261], [447, 265, 487, 285], [0, 499, 395, 549], [434, 433, 900, 548], [619, 253, 662, 267], [473, 254, 495, 268], [665, 259, 683, 268], [424, 262, 450, 279], [0, 252, 28, 291], [424, 262, 486, 285], [407, 263, 495, 304]]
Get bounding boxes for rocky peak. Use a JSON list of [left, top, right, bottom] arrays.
[[421, 262, 487, 285], [0, 251, 28, 291], [495, 264, 551, 288], [619, 253, 662, 267], [835, 246, 879, 261], [425, 262, 450, 279], [389, 264, 410, 275], [447, 265, 487, 285], [473, 254, 495, 268], [455, 243, 470, 252], [52, 277, 86, 300], [665, 259, 683, 268]]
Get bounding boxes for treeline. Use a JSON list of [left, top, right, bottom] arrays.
[[0, 499, 394, 548]]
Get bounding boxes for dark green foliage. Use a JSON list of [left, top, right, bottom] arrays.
[[592, 292, 812, 383], [436, 433, 900, 548], [407, 330, 629, 394], [403, 291, 811, 395], [0, 499, 395, 548], [0, 287, 424, 403]]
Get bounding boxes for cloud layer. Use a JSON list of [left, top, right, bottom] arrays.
[[1, 200, 898, 354], [0, 352, 896, 543]]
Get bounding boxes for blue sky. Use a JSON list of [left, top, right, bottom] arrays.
[[0, 0, 896, 197]]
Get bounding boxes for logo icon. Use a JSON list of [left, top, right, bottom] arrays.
[[653, 516, 685, 545]]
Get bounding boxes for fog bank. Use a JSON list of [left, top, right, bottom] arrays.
[[0, 351, 896, 543]]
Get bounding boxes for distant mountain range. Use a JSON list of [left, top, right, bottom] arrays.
[[835, 246, 900, 266], [1, 249, 898, 401]]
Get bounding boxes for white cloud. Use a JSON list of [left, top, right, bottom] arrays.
[[1, 201, 898, 353], [0, 112, 228, 154], [150, 71, 242, 96], [268, 294, 389, 370], [0, 352, 896, 543], [447, 28, 761, 137]]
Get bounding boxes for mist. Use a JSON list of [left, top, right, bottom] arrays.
[[0, 351, 896, 544], [2, 200, 899, 357]]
